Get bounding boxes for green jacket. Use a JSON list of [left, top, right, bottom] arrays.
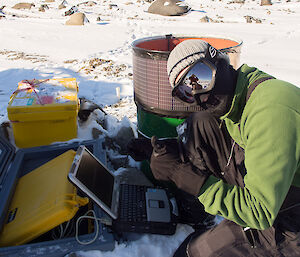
[[198, 64, 300, 230]]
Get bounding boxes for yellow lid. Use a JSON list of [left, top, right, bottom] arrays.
[[7, 78, 79, 115]]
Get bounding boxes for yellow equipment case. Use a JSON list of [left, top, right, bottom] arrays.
[[0, 134, 115, 256], [7, 78, 79, 148], [0, 150, 89, 247]]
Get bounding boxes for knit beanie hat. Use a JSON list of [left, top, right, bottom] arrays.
[[167, 39, 229, 88]]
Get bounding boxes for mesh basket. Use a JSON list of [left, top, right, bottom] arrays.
[[132, 34, 243, 118]]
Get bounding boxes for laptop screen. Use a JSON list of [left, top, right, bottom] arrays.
[[75, 149, 114, 208]]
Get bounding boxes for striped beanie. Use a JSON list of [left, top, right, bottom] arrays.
[[167, 39, 229, 88]]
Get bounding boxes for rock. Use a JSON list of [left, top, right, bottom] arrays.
[[58, 0, 67, 9], [244, 15, 252, 23], [200, 15, 221, 23], [60, 0, 68, 6], [78, 98, 106, 122], [65, 12, 89, 25], [64, 6, 78, 16], [229, 0, 245, 3], [92, 127, 104, 139], [97, 16, 101, 21], [39, 4, 50, 11], [85, 1, 97, 6], [255, 18, 262, 23], [200, 15, 210, 22], [12, 3, 35, 10], [112, 126, 135, 154], [261, 0, 272, 5], [148, 0, 191, 16], [109, 4, 118, 9], [41, 4, 49, 9], [0, 7, 6, 16], [45, 0, 55, 2], [77, 1, 97, 6], [244, 15, 262, 23]]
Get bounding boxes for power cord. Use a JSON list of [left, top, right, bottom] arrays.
[[75, 209, 112, 245], [52, 220, 75, 240]]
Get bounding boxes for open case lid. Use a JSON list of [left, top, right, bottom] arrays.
[[0, 135, 15, 184], [0, 133, 107, 235], [0, 134, 16, 232]]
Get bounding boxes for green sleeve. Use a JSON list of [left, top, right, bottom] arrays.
[[198, 104, 299, 230]]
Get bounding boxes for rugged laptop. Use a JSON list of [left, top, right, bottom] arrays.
[[68, 145, 178, 235]]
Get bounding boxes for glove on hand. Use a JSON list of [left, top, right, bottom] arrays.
[[126, 138, 153, 161], [150, 136, 210, 196]]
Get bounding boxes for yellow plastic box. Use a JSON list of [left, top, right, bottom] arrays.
[[7, 78, 79, 148], [0, 150, 89, 247]]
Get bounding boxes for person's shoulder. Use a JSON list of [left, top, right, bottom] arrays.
[[249, 77, 300, 111], [237, 63, 257, 75], [238, 64, 300, 98], [266, 78, 300, 102], [237, 64, 272, 85]]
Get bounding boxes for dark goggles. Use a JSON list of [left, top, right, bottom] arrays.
[[172, 60, 216, 104]]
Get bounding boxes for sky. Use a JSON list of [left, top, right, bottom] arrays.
[[1, 0, 300, 256]]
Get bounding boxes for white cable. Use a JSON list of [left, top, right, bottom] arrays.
[[75, 210, 112, 245], [52, 219, 72, 240], [59, 224, 64, 238], [61, 220, 71, 238], [65, 220, 75, 238], [226, 141, 236, 167], [75, 210, 99, 245]]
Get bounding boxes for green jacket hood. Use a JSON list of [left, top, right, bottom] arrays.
[[220, 64, 273, 123]]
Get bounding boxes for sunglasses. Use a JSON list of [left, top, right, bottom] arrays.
[[172, 60, 217, 104]]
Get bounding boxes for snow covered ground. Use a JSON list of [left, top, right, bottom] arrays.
[[0, 0, 300, 256]]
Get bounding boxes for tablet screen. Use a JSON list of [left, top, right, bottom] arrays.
[[75, 149, 114, 208]]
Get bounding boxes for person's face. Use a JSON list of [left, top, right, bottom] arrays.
[[195, 59, 237, 117]]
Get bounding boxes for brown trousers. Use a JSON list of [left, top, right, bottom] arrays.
[[174, 112, 300, 257]]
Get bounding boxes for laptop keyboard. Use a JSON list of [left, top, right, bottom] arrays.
[[119, 184, 148, 222]]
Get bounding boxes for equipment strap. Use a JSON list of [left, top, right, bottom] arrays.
[[246, 76, 274, 102]]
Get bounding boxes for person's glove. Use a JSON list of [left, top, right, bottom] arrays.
[[150, 136, 210, 196], [126, 138, 153, 161]]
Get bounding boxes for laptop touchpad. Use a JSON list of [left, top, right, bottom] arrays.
[[146, 189, 171, 222]]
